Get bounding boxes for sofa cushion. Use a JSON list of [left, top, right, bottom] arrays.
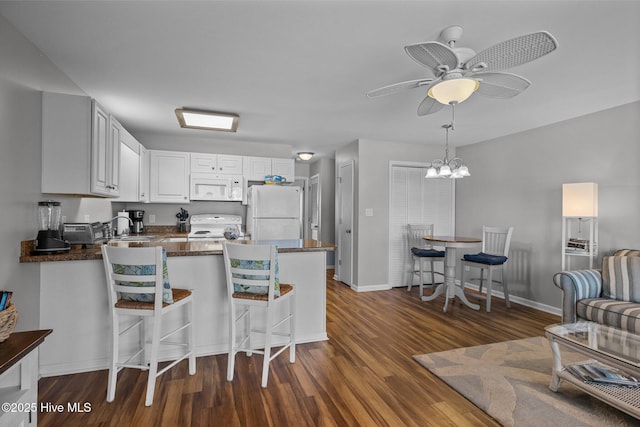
[[577, 298, 640, 333], [602, 256, 640, 303], [613, 249, 640, 257]]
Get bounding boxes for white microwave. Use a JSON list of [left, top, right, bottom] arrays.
[[190, 173, 243, 201]]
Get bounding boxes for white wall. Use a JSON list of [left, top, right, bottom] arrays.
[[0, 14, 98, 330], [335, 138, 450, 290], [456, 101, 640, 307]]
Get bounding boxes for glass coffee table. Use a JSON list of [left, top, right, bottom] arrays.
[[545, 322, 640, 419]]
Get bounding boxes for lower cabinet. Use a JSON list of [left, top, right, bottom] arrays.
[[149, 150, 190, 203]]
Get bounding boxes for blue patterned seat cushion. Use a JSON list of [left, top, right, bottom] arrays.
[[113, 247, 174, 304], [576, 298, 640, 333], [411, 247, 445, 258], [231, 251, 280, 297], [463, 252, 508, 265]]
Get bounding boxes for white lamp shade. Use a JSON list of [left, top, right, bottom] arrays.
[[438, 164, 451, 176], [457, 164, 470, 177], [425, 167, 438, 178], [562, 182, 598, 217], [428, 78, 479, 105]]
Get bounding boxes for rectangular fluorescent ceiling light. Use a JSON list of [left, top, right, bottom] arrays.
[[175, 108, 239, 132]]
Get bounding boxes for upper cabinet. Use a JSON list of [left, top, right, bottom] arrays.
[[139, 145, 150, 203], [42, 92, 120, 197], [115, 127, 141, 202], [272, 158, 295, 182], [190, 153, 243, 175], [243, 156, 294, 182], [149, 150, 190, 203]]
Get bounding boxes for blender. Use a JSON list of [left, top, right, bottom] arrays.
[[34, 200, 70, 254]]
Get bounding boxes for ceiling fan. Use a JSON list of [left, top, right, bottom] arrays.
[[367, 25, 558, 115]]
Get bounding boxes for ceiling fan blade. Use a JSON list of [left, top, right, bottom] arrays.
[[404, 41, 459, 73], [417, 95, 445, 116], [464, 31, 558, 72], [474, 72, 531, 98], [366, 78, 433, 98]]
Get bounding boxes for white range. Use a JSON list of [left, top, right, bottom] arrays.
[[188, 214, 245, 240]]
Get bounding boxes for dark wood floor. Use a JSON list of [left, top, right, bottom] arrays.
[[38, 270, 560, 426]]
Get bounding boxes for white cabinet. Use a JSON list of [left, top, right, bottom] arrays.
[[243, 156, 272, 181], [562, 217, 598, 270], [116, 129, 149, 203], [139, 145, 150, 202], [272, 158, 295, 182], [42, 92, 120, 197], [116, 128, 140, 202], [243, 157, 294, 182], [191, 153, 243, 174], [149, 150, 190, 203]]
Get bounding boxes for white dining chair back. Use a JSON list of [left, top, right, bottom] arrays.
[[460, 226, 514, 312], [405, 224, 445, 296], [101, 245, 195, 406], [222, 242, 296, 388], [482, 226, 513, 257]]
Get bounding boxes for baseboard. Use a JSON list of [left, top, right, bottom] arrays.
[[462, 282, 562, 316], [39, 333, 329, 378]]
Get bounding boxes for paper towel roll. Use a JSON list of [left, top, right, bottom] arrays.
[[117, 211, 129, 235]]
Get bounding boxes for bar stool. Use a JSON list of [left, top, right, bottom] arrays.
[[101, 245, 195, 406], [460, 226, 514, 312], [222, 242, 295, 387], [406, 224, 445, 297]]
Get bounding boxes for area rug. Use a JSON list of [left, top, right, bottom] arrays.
[[413, 336, 638, 426]]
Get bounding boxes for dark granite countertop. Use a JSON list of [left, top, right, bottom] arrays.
[[20, 229, 335, 263]]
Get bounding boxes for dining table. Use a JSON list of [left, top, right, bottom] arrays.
[[420, 235, 482, 312]]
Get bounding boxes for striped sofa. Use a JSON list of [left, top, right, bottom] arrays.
[[553, 249, 640, 333]]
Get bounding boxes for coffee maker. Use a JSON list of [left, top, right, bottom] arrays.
[[127, 210, 145, 234], [34, 200, 70, 254]]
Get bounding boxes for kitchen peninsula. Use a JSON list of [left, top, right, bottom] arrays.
[[20, 236, 335, 377]]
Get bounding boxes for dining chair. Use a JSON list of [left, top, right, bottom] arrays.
[[101, 245, 196, 406], [460, 226, 514, 312], [222, 242, 296, 387], [406, 224, 445, 297]]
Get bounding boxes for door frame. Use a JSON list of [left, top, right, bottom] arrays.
[[294, 176, 309, 239], [336, 160, 354, 287], [309, 174, 321, 240]]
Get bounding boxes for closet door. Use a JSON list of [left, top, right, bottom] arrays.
[[389, 165, 454, 287]]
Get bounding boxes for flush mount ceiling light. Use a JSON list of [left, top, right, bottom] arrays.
[[425, 104, 470, 179], [175, 108, 239, 132], [297, 152, 314, 161]]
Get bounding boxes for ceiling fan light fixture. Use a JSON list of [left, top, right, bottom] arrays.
[[297, 152, 314, 161], [175, 108, 239, 132], [427, 78, 479, 105]]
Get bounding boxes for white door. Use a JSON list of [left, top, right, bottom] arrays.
[[338, 161, 354, 286], [309, 174, 320, 240]]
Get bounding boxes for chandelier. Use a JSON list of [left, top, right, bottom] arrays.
[[425, 103, 470, 179]]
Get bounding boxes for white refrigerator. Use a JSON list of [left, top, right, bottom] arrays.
[[247, 185, 303, 240]]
